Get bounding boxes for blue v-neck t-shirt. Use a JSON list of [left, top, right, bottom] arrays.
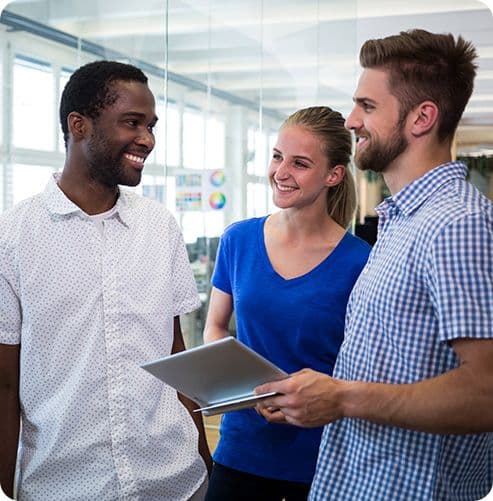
[[211, 216, 370, 483]]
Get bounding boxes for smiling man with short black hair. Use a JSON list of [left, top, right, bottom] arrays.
[[0, 60, 211, 500]]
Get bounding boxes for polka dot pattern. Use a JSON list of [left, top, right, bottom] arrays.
[[0, 176, 206, 500]]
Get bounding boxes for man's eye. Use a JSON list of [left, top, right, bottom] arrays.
[[272, 153, 282, 161], [127, 120, 138, 127]]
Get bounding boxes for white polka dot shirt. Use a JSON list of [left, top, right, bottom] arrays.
[[0, 175, 206, 500]]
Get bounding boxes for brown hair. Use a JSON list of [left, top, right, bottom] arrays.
[[282, 106, 356, 228], [359, 29, 477, 142]]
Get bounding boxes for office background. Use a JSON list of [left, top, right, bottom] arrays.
[[1, 0, 492, 347]]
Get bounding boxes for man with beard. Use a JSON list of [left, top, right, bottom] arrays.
[[0, 61, 211, 500], [255, 29, 493, 500]]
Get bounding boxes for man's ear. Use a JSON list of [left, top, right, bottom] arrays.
[[410, 101, 439, 138], [325, 164, 345, 187], [67, 112, 90, 142]]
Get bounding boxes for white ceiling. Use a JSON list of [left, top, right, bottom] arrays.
[[2, 0, 493, 149]]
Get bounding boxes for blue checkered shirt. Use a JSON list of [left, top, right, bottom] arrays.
[[310, 162, 493, 501]]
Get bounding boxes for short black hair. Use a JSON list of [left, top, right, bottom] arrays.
[[59, 60, 148, 147]]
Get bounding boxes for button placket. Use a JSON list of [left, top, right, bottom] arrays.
[[102, 220, 138, 499]]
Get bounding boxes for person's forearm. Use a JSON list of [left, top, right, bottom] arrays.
[[203, 288, 233, 343], [203, 325, 229, 343], [0, 388, 20, 498], [342, 365, 493, 434], [0, 343, 20, 499], [257, 339, 493, 433]]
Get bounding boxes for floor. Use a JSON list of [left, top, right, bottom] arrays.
[[204, 414, 222, 452]]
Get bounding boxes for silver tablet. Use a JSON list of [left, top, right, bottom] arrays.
[[141, 336, 287, 415]]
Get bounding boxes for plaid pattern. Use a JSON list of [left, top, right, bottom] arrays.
[[310, 162, 493, 501]]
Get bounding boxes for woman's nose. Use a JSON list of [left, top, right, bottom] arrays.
[[274, 160, 290, 180]]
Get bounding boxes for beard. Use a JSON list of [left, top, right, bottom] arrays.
[[86, 132, 142, 188], [355, 123, 408, 173]]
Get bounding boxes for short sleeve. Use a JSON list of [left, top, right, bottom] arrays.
[[169, 216, 201, 316], [211, 233, 232, 295], [0, 241, 22, 344], [427, 212, 493, 342]]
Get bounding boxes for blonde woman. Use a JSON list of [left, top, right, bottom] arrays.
[[203, 107, 370, 501]]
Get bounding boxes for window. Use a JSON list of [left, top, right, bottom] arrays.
[[13, 56, 55, 151], [183, 109, 225, 171], [205, 117, 225, 170], [247, 127, 267, 177], [141, 174, 166, 205], [183, 108, 204, 169], [267, 132, 277, 213], [203, 211, 224, 238], [155, 100, 180, 167], [58, 68, 72, 152], [165, 175, 177, 216], [247, 182, 266, 218], [181, 212, 205, 243], [12, 164, 54, 205], [180, 211, 225, 245]]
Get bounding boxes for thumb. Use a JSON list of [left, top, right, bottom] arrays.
[[255, 380, 279, 395], [255, 373, 292, 395]]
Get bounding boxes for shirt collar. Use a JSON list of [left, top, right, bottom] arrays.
[[43, 173, 132, 227], [375, 161, 468, 218]]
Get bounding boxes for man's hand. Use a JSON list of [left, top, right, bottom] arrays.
[[0, 343, 20, 499], [256, 338, 493, 434], [255, 368, 346, 428]]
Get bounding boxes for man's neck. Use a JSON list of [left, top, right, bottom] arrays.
[[383, 143, 452, 196], [58, 162, 119, 215]]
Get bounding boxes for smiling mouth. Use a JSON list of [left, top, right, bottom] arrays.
[[356, 136, 369, 150], [275, 183, 297, 192], [123, 152, 146, 165]]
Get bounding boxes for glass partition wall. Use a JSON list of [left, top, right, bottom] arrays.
[[0, 0, 359, 347], [1, 0, 492, 346]]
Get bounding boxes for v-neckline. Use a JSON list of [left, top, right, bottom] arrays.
[[257, 215, 348, 282]]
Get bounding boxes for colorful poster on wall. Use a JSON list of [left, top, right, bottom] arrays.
[[175, 172, 203, 211], [175, 169, 227, 212], [203, 169, 227, 211]]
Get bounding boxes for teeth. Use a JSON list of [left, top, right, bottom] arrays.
[[277, 184, 296, 192], [357, 137, 368, 149], [124, 153, 145, 163]]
